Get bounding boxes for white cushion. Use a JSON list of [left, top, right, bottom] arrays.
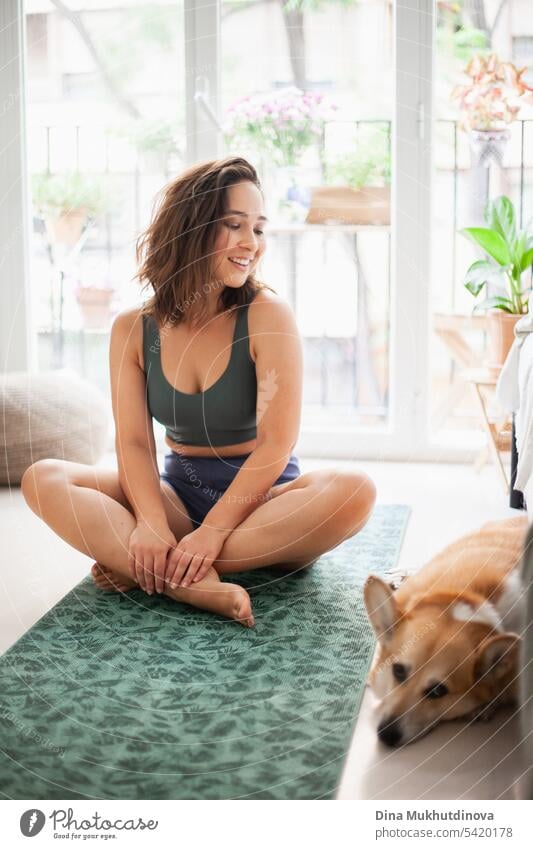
[[0, 369, 110, 485]]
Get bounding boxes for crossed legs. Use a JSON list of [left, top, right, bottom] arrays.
[[21, 459, 376, 625]]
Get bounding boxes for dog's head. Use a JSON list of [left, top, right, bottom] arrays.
[[363, 575, 520, 747]]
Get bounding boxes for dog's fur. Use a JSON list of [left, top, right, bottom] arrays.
[[364, 516, 527, 747]]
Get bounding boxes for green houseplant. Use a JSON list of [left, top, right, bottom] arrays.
[[32, 171, 108, 246], [325, 128, 391, 190], [460, 195, 533, 369], [32, 172, 114, 329], [306, 127, 391, 225], [128, 118, 180, 173]]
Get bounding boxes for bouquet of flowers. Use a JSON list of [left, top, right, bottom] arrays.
[[223, 86, 337, 167], [451, 53, 533, 132]]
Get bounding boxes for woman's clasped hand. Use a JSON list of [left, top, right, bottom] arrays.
[[127, 521, 227, 594], [165, 525, 228, 588]]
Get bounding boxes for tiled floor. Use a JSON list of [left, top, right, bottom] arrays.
[[0, 453, 527, 799]]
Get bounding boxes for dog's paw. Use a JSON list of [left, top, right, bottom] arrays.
[[385, 566, 414, 590]]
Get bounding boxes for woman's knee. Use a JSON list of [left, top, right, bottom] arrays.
[[326, 469, 377, 529], [21, 459, 66, 513]]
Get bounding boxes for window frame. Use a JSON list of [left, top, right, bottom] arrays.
[[0, 0, 34, 373], [185, 0, 440, 461], [10, 1, 479, 461]]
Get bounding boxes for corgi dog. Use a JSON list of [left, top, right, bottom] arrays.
[[364, 516, 528, 747]]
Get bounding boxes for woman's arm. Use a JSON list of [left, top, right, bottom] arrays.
[[201, 292, 303, 535], [110, 309, 177, 593], [110, 309, 168, 527]]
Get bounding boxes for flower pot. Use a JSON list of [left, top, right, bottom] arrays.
[[75, 287, 114, 330], [468, 128, 511, 168], [305, 185, 390, 225], [45, 210, 87, 246], [486, 311, 521, 374]]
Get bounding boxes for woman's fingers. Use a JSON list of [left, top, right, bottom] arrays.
[[127, 549, 136, 581], [143, 555, 155, 596], [166, 549, 192, 589], [154, 552, 167, 594], [170, 551, 192, 589], [129, 549, 216, 593], [180, 553, 205, 588], [133, 551, 145, 590], [192, 557, 214, 583], [164, 549, 182, 589]]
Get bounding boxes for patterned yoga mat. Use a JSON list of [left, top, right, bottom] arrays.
[[0, 504, 409, 800]]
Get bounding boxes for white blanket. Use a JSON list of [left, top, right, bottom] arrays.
[[496, 313, 533, 497]]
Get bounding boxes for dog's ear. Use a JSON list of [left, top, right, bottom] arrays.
[[474, 633, 521, 683], [364, 576, 401, 643]]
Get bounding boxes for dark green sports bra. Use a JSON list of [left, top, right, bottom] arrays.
[[142, 302, 257, 447]]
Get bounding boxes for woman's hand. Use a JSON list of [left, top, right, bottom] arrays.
[[165, 525, 228, 589], [128, 520, 177, 595]]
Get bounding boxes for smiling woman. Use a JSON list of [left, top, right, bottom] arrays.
[[21, 155, 376, 627], [135, 157, 272, 329]]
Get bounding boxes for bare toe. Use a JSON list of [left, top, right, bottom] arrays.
[[91, 562, 135, 593], [233, 588, 255, 628]]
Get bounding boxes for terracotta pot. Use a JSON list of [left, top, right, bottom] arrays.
[[45, 210, 87, 246], [305, 185, 390, 225], [486, 311, 521, 375], [75, 287, 114, 330]]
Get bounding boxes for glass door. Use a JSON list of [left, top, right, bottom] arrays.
[[24, 0, 186, 399], [16, 1, 438, 459], [220, 0, 393, 432], [430, 1, 533, 448]]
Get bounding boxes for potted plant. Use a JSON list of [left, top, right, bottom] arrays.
[[75, 282, 115, 330], [306, 126, 391, 225], [127, 118, 180, 173], [451, 53, 533, 166], [223, 87, 337, 220], [32, 171, 108, 246], [460, 195, 533, 372]]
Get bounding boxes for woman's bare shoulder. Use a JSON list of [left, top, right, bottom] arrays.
[[249, 287, 296, 327], [110, 306, 146, 369], [250, 287, 284, 306], [247, 288, 300, 364], [112, 305, 145, 331]]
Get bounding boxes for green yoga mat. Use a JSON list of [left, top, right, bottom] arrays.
[[0, 504, 409, 800]]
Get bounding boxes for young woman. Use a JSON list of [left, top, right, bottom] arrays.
[[22, 156, 376, 628]]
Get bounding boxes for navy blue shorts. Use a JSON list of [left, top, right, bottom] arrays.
[[160, 451, 301, 529]]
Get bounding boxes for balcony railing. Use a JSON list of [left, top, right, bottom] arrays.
[[31, 119, 532, 421]]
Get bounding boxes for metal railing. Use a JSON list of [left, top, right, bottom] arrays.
[[33, 118, 532, 414], [35, 116, 532, 291]]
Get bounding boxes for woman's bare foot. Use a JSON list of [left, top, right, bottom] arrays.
[[91, 562, 137, 593], [91, 562, 254, 627], [165, 569, 255, 628], [225, 584, 255, 628]]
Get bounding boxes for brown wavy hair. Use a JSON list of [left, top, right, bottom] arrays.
[[136, 156, 274, 328]]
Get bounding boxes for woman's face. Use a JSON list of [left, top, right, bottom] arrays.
[[211, 180, 267, 289]]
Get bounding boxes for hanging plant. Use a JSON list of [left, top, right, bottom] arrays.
[[451, 53, 533, 132]]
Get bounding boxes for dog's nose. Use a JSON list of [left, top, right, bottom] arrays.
[[377, 717, 403, 747]]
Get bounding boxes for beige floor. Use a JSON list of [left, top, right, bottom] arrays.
[[0, 453, 527, 799]]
